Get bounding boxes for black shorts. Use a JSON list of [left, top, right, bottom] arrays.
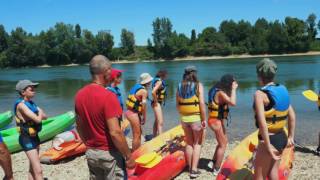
[[258, 130, 287, 152], [19, 134, 40, 151]]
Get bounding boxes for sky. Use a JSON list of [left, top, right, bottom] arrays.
[[0, 0, 319, 46]]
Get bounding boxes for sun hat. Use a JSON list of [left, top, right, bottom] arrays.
[[140, 73, 153, 85], [16, 80, 39, 92], [110, 68, 123, 80], [184, 65, 197, 73], [256, 58, 277, 79]]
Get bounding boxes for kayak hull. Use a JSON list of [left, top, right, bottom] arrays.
[[128, 125, 186, 180], [1, 111, 75, 153], [41, 141, 86, 164], [129, 150, 186, 180], [0, 111, 12, 129], [40, 119, 130, 164], [217, 128, 294, 180]]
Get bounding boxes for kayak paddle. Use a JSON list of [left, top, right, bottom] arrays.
[[302, 90, 318, 102]]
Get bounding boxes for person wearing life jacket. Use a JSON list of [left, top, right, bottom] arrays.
[[151, 69, 168, 137], [207, 74, 238, 175], [176, 66, 206, 179], [253, 58, 296, 180], [107, 68, 124, 122], [125, 73, 153, 151], [14, 80, 47, 180]]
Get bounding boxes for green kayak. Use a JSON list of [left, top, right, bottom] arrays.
[[0, 111, 13, 129], [1, 111, 75, 153]]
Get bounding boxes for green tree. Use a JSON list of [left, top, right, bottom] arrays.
[[152, 17, 173, 58], [147, 38, 153, 54], [190, 29, 196, 45], [0, 25, 9, 52], [168, 32, 190, 57], [53, 23, 75, 45], [285, 17, 309, 52], [120, 28, 135, 56], [96, 30, 114, 58], [236, 20, 252, 52], [306, 14, 317, 41], [83, 29, 97, 54], [248, 18, 269, 54], [0, 51, 9, 67], [219, 20, 238, 45], [75, 24, 81, 38], [6, 27, 28, 67], [47, 47, 71, 65], [24, 37, 46, 66], [267, 21, 288, 54], [193, 27, 231, 56]]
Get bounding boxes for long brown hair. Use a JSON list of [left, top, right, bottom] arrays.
[[213, 74, 235, 96], [155, 69, 168, 79]]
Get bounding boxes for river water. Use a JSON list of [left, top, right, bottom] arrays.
[[0, 55, 319, 145]]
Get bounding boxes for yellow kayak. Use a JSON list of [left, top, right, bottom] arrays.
[[217, 128, 294, 180]]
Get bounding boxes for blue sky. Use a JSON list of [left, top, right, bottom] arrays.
[[0, 0, 319, 46]]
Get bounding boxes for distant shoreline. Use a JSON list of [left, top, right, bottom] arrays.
[[36, 51, 320, 67], [113, 51, 320, 64]]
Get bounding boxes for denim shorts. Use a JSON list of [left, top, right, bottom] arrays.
[[19, 134, 40, 151]]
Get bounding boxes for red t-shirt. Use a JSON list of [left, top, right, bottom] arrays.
[[74, 83, 122, 151]]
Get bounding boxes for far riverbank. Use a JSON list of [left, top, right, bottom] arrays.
[[35, 51, 320, 68]]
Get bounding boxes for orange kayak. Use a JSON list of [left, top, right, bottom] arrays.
[[40, 119, 130, 164]]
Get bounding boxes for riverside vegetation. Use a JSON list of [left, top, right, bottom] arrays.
[[0, 13, 320, 68]]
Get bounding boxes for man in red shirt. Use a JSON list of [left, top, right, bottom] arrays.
[[75, 55, 135, 180]]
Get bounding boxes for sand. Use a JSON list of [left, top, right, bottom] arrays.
[[1, 136, 319, 180]]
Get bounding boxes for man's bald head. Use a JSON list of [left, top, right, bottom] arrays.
[[89, 55, 111, 75]]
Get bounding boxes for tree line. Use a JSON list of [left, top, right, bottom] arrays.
[[0, 13, 320, 68]]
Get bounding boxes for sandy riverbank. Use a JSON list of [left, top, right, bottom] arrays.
[[1, 137, 319, 180], [112, 51, 320, 64]]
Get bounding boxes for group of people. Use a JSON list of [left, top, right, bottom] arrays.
[[0, 54, 318, 180], [73, 55, 296, 180]]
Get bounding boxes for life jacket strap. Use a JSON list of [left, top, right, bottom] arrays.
[[178, 101, 199, 106], [266, 115, 287, 124]]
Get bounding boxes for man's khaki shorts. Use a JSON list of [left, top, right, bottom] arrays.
[[85, 149, 127, 180]]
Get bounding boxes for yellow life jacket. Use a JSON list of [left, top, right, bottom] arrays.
[[256, 84, 290, 133], [208, 88, 229, 119], [126, 84, 144, 113], [177, 82, 200, 116], [15, 117, 38, 136]]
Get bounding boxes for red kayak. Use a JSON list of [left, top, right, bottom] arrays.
[[127, 125, 187, 180]]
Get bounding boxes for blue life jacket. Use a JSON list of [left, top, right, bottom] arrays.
[[151, 77, 167, 104], [14, 98, 42, 136], [261, 84, 290, 112], [257, 84, 290, 133], [107, 86, 123, 110]]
